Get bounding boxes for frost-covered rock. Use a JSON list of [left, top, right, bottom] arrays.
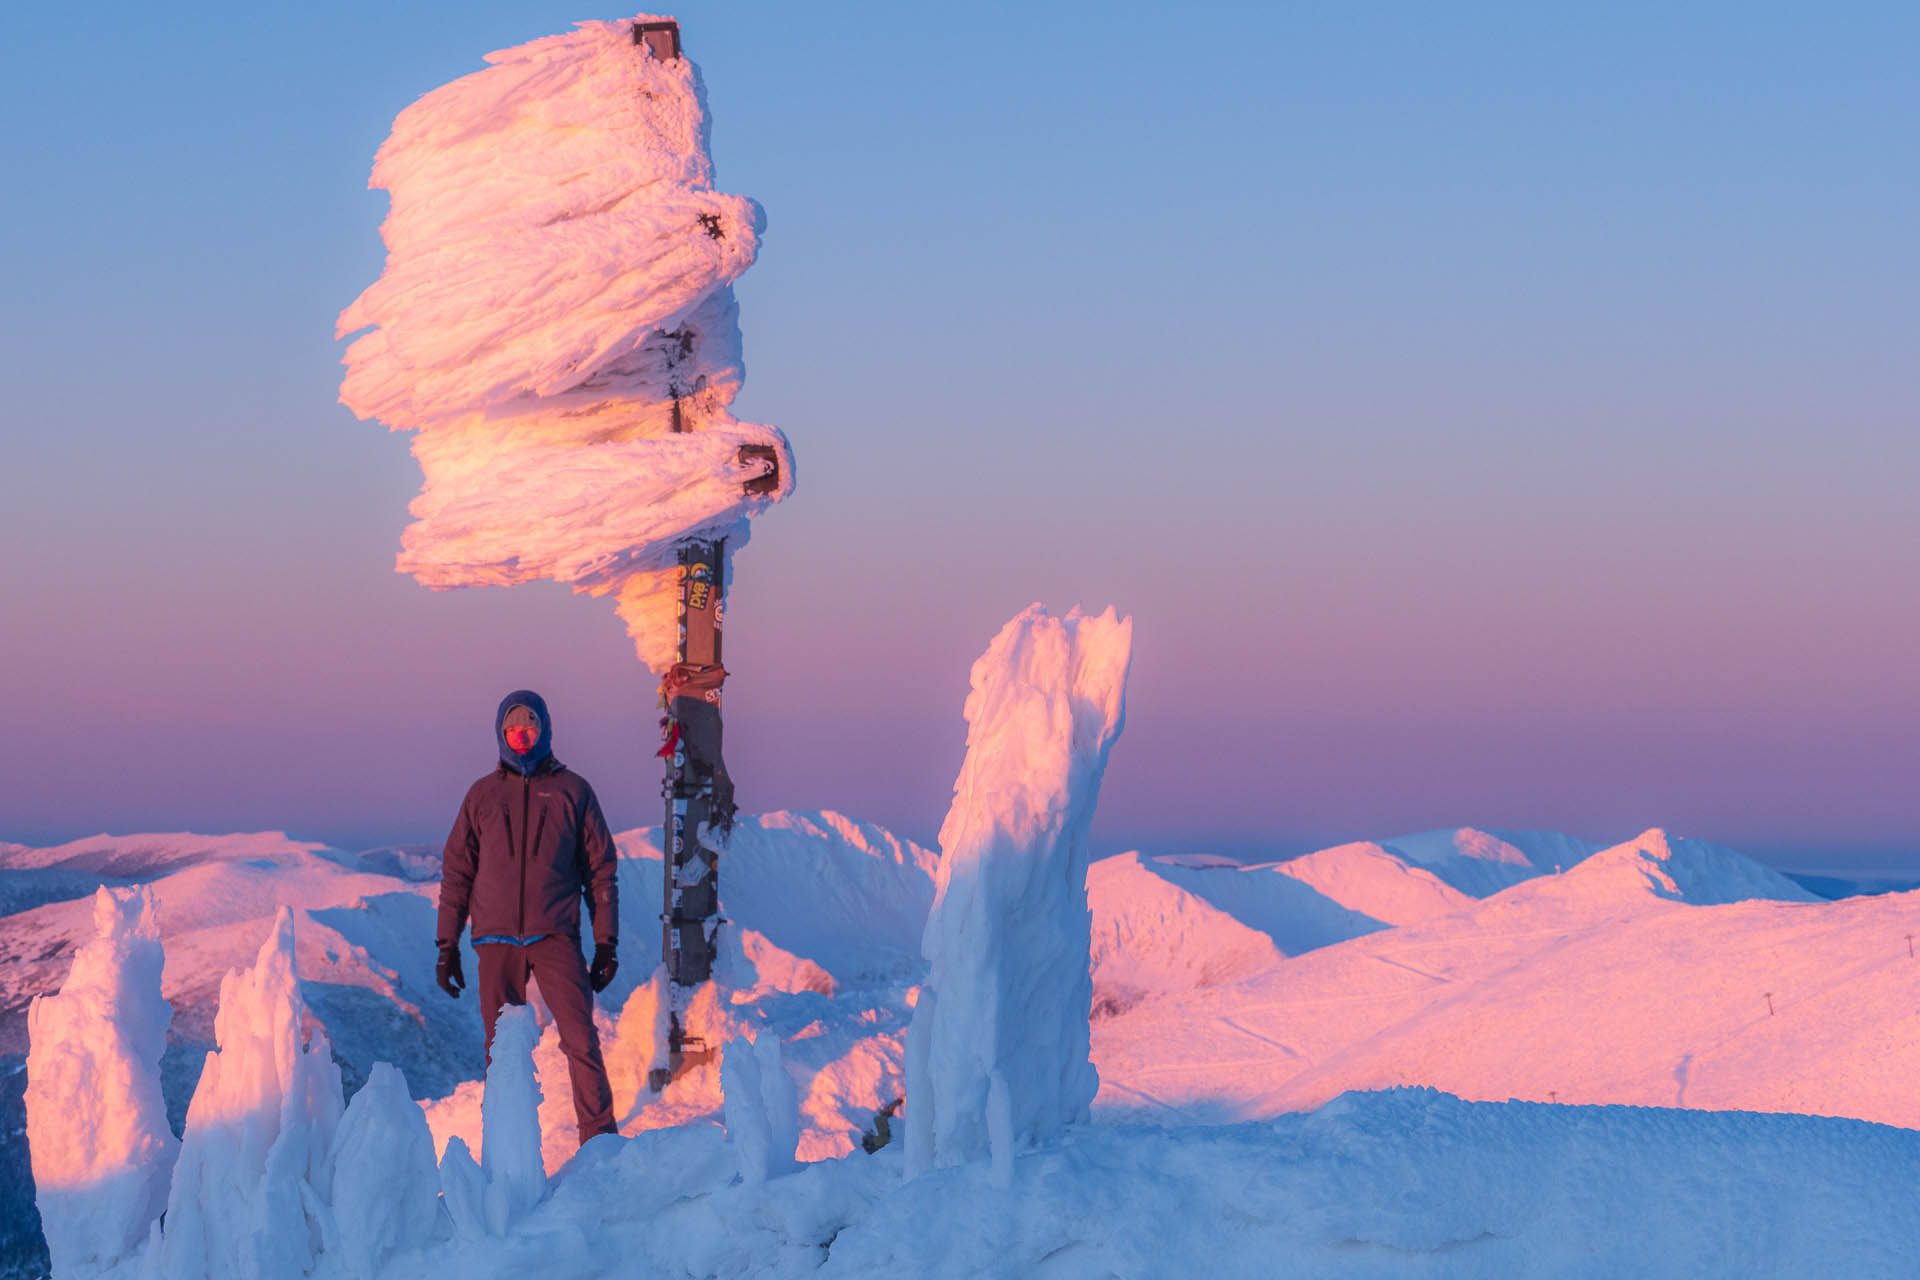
[[328, 1062, 440, 1277], [337, 15, 792, 673], [905, 604, 1133, 1175], [25, 886, 176, 1278], [155, 907, 344, 1280], [480, 1006, 546, 1234]]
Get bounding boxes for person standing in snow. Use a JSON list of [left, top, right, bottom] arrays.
[[435, 690, 621, 1146]]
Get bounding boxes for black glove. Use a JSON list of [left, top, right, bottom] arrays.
[[589, 941, 618, 993], [436, 943, 465, 999]]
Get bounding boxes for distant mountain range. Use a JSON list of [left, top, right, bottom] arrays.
[[4, 818, 1917, 1275]]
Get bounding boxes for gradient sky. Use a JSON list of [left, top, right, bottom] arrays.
[[2, 2, 1914, 870]]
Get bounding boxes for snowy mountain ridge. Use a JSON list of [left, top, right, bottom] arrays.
[[5, 815, 1914, 1276]]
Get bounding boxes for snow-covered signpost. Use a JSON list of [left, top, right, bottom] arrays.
[[905, 605, 1133, 1183], [337, 14, 793, 1087]]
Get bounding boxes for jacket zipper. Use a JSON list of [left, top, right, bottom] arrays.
[[518, 773, 530, 939], [528, 803, 548, 937]]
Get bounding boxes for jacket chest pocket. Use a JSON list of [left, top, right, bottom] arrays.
[[528, 795, 576, 864]]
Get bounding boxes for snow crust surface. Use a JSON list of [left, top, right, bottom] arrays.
[[337, 15, 793, 672], [906, 604, 1132, 1173]]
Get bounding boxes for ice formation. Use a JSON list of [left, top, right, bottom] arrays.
[[905, 605, 1133, 1175], [24, 886, 176, 1278], [607, 965, 670, 1125], [154, 907, 344, 1280], [328, 1062, 441, 1278], [16, 815, 1909, 1273], [437, 1138, 487, 1240], [480, 1006, 547, 1234], [337, 15, 793, 673], [720, 1032, 799, 1185]]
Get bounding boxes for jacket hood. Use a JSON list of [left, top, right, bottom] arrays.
[[496, 689, 554, 776]]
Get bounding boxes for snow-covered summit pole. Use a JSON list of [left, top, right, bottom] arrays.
[[339, 15, 791, 1086], [336, 12, 792, 669]]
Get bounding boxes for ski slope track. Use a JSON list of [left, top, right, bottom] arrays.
[[7, 821, 1920, 1276]]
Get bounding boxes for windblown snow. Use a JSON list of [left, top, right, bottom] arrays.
[[336, 16, 793, 673]]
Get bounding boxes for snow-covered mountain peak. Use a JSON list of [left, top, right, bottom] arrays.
[[1370, 827, 1601, 897], [1267, 842, 1477, 927], [1595, 828, 1820, 906], [1484, 827, 1820, 912], [0, 831, 329, 878], [1087, 853, 1290, 1017]]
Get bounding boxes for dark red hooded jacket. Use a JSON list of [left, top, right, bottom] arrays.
[[436, 753, 618, 949]]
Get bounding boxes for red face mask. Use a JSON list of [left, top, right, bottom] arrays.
[[502, 706, 541, 755]]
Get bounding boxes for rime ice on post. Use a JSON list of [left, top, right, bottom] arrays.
[[25, 886, 177, 1278], [339, 9, 789, 1092], [904, 605, 1133, 1176], [336, 14, 793, 674], [155, 907, 344, 1280]]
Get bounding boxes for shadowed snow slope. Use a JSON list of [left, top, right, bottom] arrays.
[[612, 811, 938, 984], [1088, 852, 1386, 1015], [361, 1089, 1920, 1279], [1095, 829, 1905, 1128], [9, 818, 1916, 1279], [1267, 842, 1479, 926], [1373, 826, 1603, 897]]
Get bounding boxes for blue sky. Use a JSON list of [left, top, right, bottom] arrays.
[[2, 3, 1914, 868]]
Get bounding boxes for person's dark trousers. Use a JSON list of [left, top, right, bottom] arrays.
[[477, 936, 618, 1146]]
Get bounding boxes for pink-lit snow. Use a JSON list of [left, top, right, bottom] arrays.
[[11, 641, 1920, 1275], [11, 816, 1920, 1275]]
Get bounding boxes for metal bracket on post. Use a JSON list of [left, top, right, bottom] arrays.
[[632, 20, 681, 61], [738, 444, 780, 495]]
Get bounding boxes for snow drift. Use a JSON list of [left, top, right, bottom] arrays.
[[337, 15, 793, 672], [906, 604, 1132, 1175]]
